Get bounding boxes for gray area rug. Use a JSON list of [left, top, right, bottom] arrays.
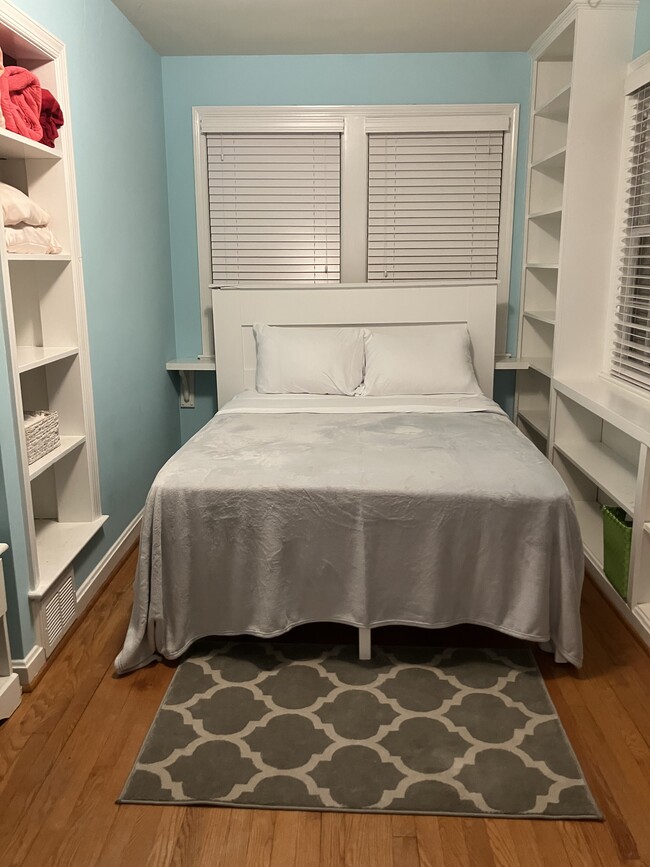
[[120, 644, 600, 818]]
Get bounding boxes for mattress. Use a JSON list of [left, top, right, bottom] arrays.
[[115, 391, 584, 674]]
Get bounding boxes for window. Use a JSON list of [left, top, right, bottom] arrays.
[[612, 82, 650, 391], [206, 133, 341, 285], [194, 106, 517, 356], [367, 131, 503, 281]]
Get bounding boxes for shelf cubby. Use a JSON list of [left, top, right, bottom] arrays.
[[527, 212, 562, 267], [528, 164, 565, 214], [535, 84, 571, 121], [552, 451, 605, 568], [524, 309, 555, 326], [553, 394, 638, 516]]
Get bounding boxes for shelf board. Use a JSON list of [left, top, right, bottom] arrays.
[[553, 375, 650, 449], [528, 208, 563, 221], [7, 253, 71, 262], [530, 146, 566, 173], [29, 516, 108, 600], [526, 357, 552, 378], [554, 438, 637, 516], [0, 127, 62, 161], [518, 408, 549, 438], [494, 355, 530, 370], [17, 346, 78, 373], [166, 357, 216, 372], [534, 85, 571, 121], [28, 435, 85, 481], [524, 310, 556, 325], [573, 499, 604, 568], [526, 263, 559, 271]]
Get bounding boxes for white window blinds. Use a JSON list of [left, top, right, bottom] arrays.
[[367, 132, 504, 281], [207, 133, 341, 284], [612, 83, 650, 391]]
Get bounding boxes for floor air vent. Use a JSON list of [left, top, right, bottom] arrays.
[[42, 572, 77, 656]]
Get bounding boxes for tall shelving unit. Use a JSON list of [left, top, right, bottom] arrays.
[[0, 5, 106, 656], [513, 1, 650, 648], [515, 16, 576, 448]]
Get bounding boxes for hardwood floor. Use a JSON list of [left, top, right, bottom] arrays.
[[0, 549, 649, 867]]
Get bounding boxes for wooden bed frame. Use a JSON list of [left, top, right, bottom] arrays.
[[211, 282, 498, 409], [211, 281, 498, 658]]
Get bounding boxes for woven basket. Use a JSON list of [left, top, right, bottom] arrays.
[[23, 410, 60, 465], [602, 505, 633, 599]]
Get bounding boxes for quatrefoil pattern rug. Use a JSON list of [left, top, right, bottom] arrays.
[[120, 644, 599, 818]]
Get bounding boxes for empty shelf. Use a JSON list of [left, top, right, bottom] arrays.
[[534, 85, 571, 121], [573, 499, 604, 567], [518, 408, 549, 438], [17, 346, 78, 373], [524, 310, 556, 325], [554, 439, 637, 515], [29, 516, 108, 600], [531, 147, 566, 173]]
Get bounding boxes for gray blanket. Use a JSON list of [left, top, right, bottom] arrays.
[[115, 400, 584, 673]]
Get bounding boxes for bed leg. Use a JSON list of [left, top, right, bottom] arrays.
[[358, 628, 371, 661]]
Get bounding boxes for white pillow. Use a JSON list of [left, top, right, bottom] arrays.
[[361, 325, 481, 396], [5, 224, 63, 254], [0, 183, 50, 227], [254, 324, 365, 395]]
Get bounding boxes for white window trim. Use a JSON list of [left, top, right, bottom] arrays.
[[193, 104, 519, 358], [604, 51, 650, 396]]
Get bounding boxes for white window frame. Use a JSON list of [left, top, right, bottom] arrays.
[[193, 104, 519, 358], [606, 52, 650, 395]]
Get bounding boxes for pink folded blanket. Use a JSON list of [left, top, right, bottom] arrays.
[[0, 66, 42, 141], [39, 89, 63, 148]]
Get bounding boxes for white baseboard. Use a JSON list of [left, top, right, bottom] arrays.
[[76, 509, 143, 616], [11, 510, 142, 688], [12, 644, 46, 687]]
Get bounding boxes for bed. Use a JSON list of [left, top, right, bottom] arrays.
[[115, 283, 584, 674]]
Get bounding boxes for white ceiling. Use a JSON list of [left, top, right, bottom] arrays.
[[112, 0, 572, 56]]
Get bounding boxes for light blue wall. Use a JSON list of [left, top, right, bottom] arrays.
[[635, 0, 650, 57], [0, 0, 180, 655], [161, 52, 532, 439]]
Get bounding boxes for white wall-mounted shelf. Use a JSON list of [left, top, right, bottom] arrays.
[[166, 357, 216, 372]]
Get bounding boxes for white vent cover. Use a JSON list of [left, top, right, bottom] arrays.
[[42, 571, 77, 656]]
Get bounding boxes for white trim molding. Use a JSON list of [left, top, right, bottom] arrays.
[[12, 643, 46, 688], [626, 49, 650, 95], [76, 509, 143, 616]]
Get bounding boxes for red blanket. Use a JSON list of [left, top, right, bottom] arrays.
[[0, 66, 42, 141], [39, 89, 63, 148]]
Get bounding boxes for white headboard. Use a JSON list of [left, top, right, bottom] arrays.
[[212, 282, 497, 408]]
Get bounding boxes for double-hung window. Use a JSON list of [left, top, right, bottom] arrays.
[[194, 106, 517, 356], [612, 81, 650, 391]]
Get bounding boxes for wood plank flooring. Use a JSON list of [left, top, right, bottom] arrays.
[[0, 549, 649, 866]]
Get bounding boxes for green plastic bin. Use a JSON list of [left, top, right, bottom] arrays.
[[602, 505, 633, 599]]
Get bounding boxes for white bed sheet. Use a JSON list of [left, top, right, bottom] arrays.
[[115, 390, 583, 674]]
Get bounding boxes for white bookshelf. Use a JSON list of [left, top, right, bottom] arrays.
[[512, 2, 650, 648], [0, 6, 106, 654]]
